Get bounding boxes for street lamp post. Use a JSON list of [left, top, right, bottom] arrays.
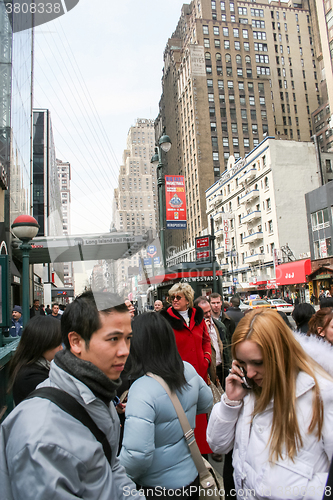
[[151, 128, 172, 270], [11, 215, 39, 327], [210, 216, 218, 293]]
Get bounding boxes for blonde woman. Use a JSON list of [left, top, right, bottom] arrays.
[[207, 308, 333, 500], [161, 282, 212, 454]]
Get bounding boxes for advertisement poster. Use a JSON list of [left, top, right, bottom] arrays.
[[165, 176, 187, 229]]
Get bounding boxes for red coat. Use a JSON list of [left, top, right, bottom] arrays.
[[161, 306, 212, 454]]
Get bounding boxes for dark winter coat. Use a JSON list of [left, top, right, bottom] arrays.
[[13, 363, 49, 405]]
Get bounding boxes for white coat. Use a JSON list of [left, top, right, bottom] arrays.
[[206, 334, 333, 500]]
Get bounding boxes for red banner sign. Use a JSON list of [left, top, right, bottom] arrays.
[[165, 176, 187, 229]]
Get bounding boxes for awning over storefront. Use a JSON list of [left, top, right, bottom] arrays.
[[275, 259, 311, 286], [308, 266, 333, 281]]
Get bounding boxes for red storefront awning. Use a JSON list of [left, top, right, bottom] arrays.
[[275, 259, 311, 286]]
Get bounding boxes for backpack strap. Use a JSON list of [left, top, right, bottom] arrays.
[[26, 387, 112, 464]]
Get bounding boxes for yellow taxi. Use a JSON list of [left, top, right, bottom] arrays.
[[243, 299, 271, 310]]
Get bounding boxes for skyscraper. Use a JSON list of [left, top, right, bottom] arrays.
[[112, 118, 157, 298], [57, 158, 74, 288], [156, 0, 325, 251]]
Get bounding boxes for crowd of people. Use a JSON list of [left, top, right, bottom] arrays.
[[1, 286, 333, 500]]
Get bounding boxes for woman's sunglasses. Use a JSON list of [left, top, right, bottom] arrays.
[[171, 295, 183, 302]]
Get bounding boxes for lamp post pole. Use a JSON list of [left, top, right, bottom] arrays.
[[20, 241, 32, 327], [157, 146, 166, 270], [210, 216, 218, 293], [11, 215, 39, 327], [151, 128, 171, 271]]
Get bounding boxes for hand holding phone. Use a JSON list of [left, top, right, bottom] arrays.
[[225, 361, 252, 402]]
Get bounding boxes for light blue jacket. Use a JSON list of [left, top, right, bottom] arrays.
[[119, 362, 213, 489], [0, 361, 141, 500]]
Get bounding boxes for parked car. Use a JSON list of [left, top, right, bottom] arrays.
[[243, 299, 271, 309], [267, 299, 294, 315]]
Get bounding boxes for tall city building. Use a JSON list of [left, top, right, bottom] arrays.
[[112, 118, 157, 298], [0, 3, 33, 305], [206, 137, 321, 299], [156, 0, 325, 252], [57, 158, 74, 288], [32, 109, 64, 296], [309, 0, 333, 153]]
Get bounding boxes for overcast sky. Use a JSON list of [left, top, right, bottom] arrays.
[[33, 0, 185, 291], [34, 0, 184, 236]]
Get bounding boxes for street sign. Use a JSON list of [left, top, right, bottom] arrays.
[[195, 236, 211, 263], [147, 245, 157, 257]]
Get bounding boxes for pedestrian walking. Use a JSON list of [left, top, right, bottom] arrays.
[[120, 312, 212, 499], [0, 291, 142, 500], [207, 308, 333, 500], [160, 283, 212, 455], [8, 315, 62, 405]]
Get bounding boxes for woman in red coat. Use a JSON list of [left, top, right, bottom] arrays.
[[160, 282, 212, 454]]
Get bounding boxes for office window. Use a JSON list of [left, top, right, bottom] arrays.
[[241, 109, 247, 119], [236, 54, 242, 64], [235, 41, 240, 50], [204, 38, 210, 48], [203, 25, 209, 34], [208, 93, 214, 102], [223, 27, 229, 36], [207, 79, 213, 87], [205, 52, 211, 60], [244, 138, 250, 147], [215, 39, 221, 48], [223, 137, 229, 147], [233, 138, 239, 147], [244, 42, 250, 51], [249, 96, 255, 105], [233, 28, 239, 37], [211, 122, 217, 131], [218, 80, 224, 89], [252, 124, 258, 134], [224, 40, 230, 49], [213, 152, 219, 161]]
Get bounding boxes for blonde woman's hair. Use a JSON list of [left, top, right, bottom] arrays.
[[232, 308, 324, 462], [168, 282, 195, 308]]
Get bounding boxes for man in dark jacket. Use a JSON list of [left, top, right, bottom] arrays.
[[209, 293, 235, 341], [30, 299, 45, 318], [226, 296, 245, 327], [10, 305, 23, 337]]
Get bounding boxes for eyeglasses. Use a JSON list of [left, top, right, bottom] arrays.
[[171, 295, 183, 302]]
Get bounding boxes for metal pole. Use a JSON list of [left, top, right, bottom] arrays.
[[210, 216, 217, 293], [157, 147, 166, 270], [231, 247, 235, 296], [21, 242, 31, 327]]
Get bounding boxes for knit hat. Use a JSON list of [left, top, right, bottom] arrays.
[[13, 305, 22, 314]]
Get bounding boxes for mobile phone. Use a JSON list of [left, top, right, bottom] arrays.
[[239, 367, 253, 390]]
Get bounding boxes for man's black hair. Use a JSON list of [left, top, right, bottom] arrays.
[[320, 297, 333, 309], [61, 290, 129, 349], [292, 303, 315, 328]]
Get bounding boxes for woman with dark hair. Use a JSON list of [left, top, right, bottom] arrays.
[[308, 308, 333, 345], [292, 302, 316, 333], [207, 309, 333, 499], [8, 316, 62, 405], [119, 312, 212, 499]]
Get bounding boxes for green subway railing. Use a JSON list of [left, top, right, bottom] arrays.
[[0, 337, 19, 422]]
